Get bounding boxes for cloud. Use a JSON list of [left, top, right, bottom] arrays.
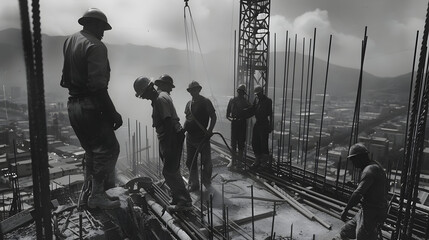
[[271, 9, 363, 70]]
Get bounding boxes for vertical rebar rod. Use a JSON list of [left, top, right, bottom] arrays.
[[282, 38, 291, 164], [270, 202, 276, 239], [135, 120, 138, 164], [210, 194, 214, 240], [146, 125, 150, 162], [304, 29, 317, 178], [344, 27, 368, 187], [128, 118, 131, 165], [315, 34, 332, 183], [226, 206, 229, 240], [324, 148, 329, 188], [132, 134, 136, 174], [251, 185, 255, 240], [288, 34, 297, 166], [278, 31, 288, 168], [396, 9, 429, 235], [271, 33, 277, 161], [222, 183, 225, 237], [18, 0, 52, 237], [302, 39, 312, 179], [335, 156, 342, 193], [152, 127, 155, 161], [392, 30, 419, 197], [298, 38, 306, 165]]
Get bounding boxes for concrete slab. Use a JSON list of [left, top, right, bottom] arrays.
[[191, 164, 344, 240]]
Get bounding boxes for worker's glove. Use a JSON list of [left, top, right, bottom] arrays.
[[112, 112, 123, 130]]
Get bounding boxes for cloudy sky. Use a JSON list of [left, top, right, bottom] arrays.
[[0, 0, 427, 77]]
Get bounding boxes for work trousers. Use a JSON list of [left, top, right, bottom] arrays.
[[68, 97, 119, 183], [186, 135, 212, 188], [159, 130, 192, 204], [231, 120, 247, 152], [251, 123, 270, 156], [340, 207, 387, 240]]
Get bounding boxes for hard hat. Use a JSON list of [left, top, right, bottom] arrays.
[[254, 85, 263, 94], [78, 8, 112, 30], [347, 143, 369, 158], [237, 84, 246, 94], [187, 81, 202, 91], [134, 76, 153, 97], [154, 74, 175, 88]]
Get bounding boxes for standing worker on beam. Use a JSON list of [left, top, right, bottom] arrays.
[[133, 75, 192, 210], [61, 8, 122, 209], [337, 143, 388, 240], [226, 84, 251, 170], [184, 81, 217, 192], [245, 85, 273, 169]]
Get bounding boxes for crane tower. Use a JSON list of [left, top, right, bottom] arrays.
[[237, 0, 271, 98]]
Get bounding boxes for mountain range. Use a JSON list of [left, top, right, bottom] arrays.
[[0, 28, 412, 109]]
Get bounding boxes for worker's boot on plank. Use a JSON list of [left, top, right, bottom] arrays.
[[227, 152, 236, 169], [104, 172, 119, 201], [88, 178, 120, 210]]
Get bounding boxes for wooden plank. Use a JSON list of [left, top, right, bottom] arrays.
[[0, 208, 34, 234]]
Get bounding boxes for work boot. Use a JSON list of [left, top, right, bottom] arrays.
[[227, 152, 236, 169], [104, 172, 119, 201], [88, 178, 120, 210]]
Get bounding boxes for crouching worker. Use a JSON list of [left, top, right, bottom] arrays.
[[338, 143, 388, 240], [133, 75, 192, 210]]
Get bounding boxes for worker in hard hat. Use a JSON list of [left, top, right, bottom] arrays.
[[226, 84, 251, 170], [61, 8, 121, 209], [337, 143, 388, 240], [244, 85, 273, 169], [134, 75, 192, 210], [184, 81, 217, 192]]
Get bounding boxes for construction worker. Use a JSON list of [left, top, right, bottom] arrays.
[[226, 84, 251, 169], [184, 81, 217, 192], [61, 8, 121, 209], [338, 143, 388, 240], [133, 75, 192, 209], [246, 85, 273, 169]]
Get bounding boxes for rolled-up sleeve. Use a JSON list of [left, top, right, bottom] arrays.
[[86, 44, 110, 92]]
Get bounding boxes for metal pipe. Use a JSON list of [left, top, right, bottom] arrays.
[[146, 199, 193, 240]]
